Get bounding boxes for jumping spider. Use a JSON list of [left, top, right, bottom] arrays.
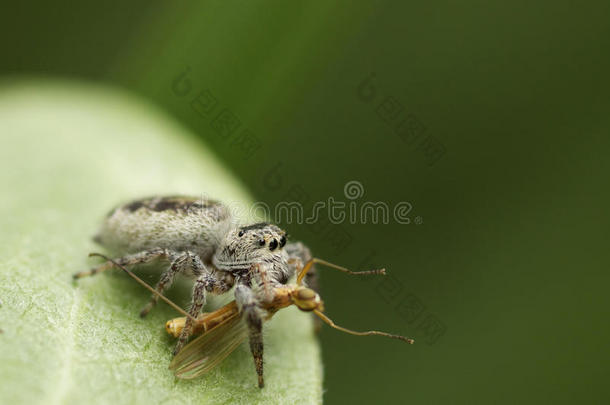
[[74, 196, 389, 387]]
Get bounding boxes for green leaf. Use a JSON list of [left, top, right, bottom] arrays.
[[0, 80, 322, 405]]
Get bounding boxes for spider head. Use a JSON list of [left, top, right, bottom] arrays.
[[214, 222, 288, 270]]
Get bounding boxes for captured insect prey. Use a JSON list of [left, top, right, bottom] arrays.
[[165, 285, 414, 383], [74, 196, 413, 388]]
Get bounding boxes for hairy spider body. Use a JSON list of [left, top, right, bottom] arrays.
[[74, 195, 317, 387], [96, 196, 232, 261]]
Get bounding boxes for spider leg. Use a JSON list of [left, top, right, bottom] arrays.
[[235, 284, 266, 388], [139, 251, 205, 318], [74, 248, 171, 279], [173, 270, 235, 355]]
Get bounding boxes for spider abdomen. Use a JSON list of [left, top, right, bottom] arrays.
[[95, 196, 232, 261]]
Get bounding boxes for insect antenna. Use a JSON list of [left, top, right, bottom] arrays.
[[313, 309, 414, 344], [88, 253, 197, 322], [297, 258, 386, 285]]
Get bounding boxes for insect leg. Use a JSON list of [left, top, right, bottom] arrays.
[[303, 266, 321, 332], [286, 242, 322, 331], [285, 242, 319, 289], [73, 248, 170, 279], [235, 284, 265, 388]]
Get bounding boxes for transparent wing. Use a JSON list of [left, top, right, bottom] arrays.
[[169, 313, 248, 379]]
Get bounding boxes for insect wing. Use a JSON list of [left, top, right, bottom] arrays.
[[169, 313, 247, 379]]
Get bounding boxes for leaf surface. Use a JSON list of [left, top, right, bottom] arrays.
[[0, 80, 322, 405]]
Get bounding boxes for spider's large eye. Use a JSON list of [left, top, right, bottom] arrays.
[[258, 239, 265, 246], [269, 239, 278, 251], [279, 235, 286, 248], [238, 230, 245, 237]]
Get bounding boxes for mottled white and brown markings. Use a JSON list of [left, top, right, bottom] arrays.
[[74, 196, 322, 387], [74, 195, 406, 388]]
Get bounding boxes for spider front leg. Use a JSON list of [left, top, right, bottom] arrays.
[[235, 284, 266, 388]]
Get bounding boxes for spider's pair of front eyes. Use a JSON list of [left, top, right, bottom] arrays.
[[238, 230, 286, 251], [258, 236, 286, 251]]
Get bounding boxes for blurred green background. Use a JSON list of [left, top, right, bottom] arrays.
[[2, 1, 609, 403]]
